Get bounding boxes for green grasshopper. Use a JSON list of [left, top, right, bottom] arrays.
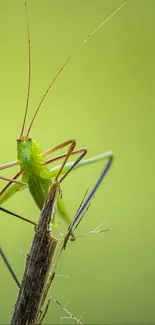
[[0, 1, 127, 227]]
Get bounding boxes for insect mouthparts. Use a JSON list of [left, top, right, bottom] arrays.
[[23, 153, 30, 161]]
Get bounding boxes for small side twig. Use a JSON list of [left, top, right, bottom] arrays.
[[51, 296, 83, 325]]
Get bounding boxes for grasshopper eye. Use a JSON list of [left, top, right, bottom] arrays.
[[28, 137, 32, 141], [17, 138, 21, 142]]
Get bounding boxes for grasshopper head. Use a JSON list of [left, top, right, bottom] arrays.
[[17, 136, 33, 163], [17, 136, 42, 165]]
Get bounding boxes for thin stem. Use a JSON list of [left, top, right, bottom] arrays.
[[0, 246, 20, 288]]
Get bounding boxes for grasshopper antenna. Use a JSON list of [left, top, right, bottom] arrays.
[[20, 2, 31, 137], [27, 0, 128, 136]]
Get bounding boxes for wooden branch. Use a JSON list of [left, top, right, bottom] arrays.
[[11, 183, 59, 325]]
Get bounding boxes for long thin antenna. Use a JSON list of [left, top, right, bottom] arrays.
[[27, 0, 128, 135], [20, 2, 31, 137]]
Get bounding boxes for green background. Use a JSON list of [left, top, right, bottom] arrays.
[[0, 0, 154, 324]]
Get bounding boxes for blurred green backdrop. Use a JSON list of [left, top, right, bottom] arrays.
[[0, 0, 155, 324]]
